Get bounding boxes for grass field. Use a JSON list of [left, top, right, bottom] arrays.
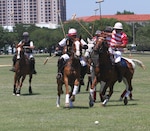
[[0, 53, 149, 131]]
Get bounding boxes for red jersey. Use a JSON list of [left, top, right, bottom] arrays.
[[107, 30, 128, 52]]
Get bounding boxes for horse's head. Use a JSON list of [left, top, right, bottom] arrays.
[[16, 42, 26, 60], [93, 37, 109, 54], [72, 38, 82, 58], [84, 38, 95, 58]]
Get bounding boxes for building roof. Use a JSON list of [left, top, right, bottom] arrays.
[[77, 14, 150, 22]]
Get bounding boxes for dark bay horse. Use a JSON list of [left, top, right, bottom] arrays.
[[13, 44, 33, 96], [56, 38, 82, 108], [89, 38, 145, 107]]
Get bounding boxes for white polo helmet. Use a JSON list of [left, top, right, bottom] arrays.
[[113, 22, 123, 29], [68, 28, 77, 37]]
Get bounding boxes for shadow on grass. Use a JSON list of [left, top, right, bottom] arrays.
[[21, 93, 41, 96], [63, 106, 89, 109], [109, 98, 140, 102], [106, 103, 138, 107]]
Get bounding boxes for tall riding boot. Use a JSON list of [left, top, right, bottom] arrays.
[[115, 62, 122, 83], [9, 54, 17, 72], [56, 58, 65, 79], [30, 58, 37, 74], [80, 65, 87, 85]]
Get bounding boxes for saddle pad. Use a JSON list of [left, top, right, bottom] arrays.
[[121, 58, 127, 67]]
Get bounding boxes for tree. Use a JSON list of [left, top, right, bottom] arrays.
[[116, 10, 134, 15], [136, 22, 150, 51]]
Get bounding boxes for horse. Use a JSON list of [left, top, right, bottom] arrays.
[[88, 38, 145, 107], [84, 38, 97, 101], [13, 44, 34, 96], [56, 38, 82, 108]]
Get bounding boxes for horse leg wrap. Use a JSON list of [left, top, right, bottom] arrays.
[[56, 95, 60, 107], [72, 85, 79, 95], [65, 94, 70, 104], [90, 88, 94, 99], [125, 90, 130, 97]]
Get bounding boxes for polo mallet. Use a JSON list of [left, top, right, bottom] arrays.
[[57, 10, 66, 38], [43, 54, 56, 65], [43, 10, 66, 65], [72, 14, 93, 38]]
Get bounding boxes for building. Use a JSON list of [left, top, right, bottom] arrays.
[[0, 0, 66, 27], [77, 14, 150, 25]]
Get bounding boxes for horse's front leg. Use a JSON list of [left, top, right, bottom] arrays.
[[99, 81, 107, 102], [16, 77, 21, 96], [13, 74, 17, 95], [64, 77, 70, 107], [70, 79, 80, 102], [29, 74, 33, 94], [89, 76, 97, 107], [101, 81, 116, 106], [106, 82, 115, 99], [56, 79, 63, 107]]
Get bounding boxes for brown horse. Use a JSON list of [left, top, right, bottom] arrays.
[[89, 38, 145, 107], [13, 45, 33, 96], [56, 38, 82, 107]]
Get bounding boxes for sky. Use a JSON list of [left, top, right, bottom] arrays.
[[66, 0, 150, 20]]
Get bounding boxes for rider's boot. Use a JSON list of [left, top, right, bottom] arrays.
[[30, 58, 37, 74], [115, 62, 122, 83], [56, 58, 65, 79], [80, 65, 87, 85], [9, 54, 17, 72]]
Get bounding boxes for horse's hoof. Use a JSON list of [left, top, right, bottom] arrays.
[[56, 104, 60, 108], [70, 95, 75, 102], [102, 99, 109, 106], [124, 97, 128, 105], [29, 91, 32, 95], [16, 94, 20, 96], [89, 101, 94, 107], [65, 103, 70, 108]]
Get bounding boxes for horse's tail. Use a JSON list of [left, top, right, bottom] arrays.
[[131, 59, 146, 70]]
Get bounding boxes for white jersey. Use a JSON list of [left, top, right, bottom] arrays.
[[58, 38, 87, 47]]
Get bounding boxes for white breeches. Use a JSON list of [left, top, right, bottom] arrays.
[[60, 54, 87, 67], [60, 54, 70, 61], [108, 47, 122, 63]]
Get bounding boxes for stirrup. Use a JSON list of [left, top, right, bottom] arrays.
[[9, 67, 15, 72], [56, 73, 62, 79]]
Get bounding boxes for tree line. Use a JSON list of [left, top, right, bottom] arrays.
[[1, 18, 150, 53]]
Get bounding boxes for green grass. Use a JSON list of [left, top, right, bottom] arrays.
[[0, 53, 149, 131]]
